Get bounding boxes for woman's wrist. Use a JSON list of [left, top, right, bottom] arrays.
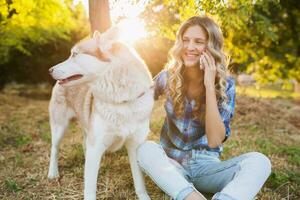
[[205, 84, 215, 93]]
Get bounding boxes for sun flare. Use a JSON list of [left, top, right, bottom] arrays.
[[74, 0, 149, 43], [117, 18, 147, 44]]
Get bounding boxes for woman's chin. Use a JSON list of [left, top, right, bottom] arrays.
[[184, 61, 199, 68]]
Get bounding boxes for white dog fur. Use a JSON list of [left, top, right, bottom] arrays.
[[48, 27, 154, 200]]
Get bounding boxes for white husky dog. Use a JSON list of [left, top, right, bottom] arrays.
[[47, 27, 153, 200]]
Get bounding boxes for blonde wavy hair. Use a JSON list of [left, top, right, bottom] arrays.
[[166, 16, 229, 120]]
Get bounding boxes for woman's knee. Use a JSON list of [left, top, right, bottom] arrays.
[[136, 140, 162, 167], [243, 152, 272, 176]]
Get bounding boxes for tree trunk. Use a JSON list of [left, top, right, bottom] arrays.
[[89, 0, 111, 34]]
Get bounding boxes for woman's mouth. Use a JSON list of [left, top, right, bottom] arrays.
[[184, 53, 199, 60]]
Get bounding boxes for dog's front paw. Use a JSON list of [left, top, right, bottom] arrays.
[[137, 193, 151, 200], [84, 193, 96, 200], [47, 169, 59, 179]]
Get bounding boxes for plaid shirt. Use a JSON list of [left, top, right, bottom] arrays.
[[154, 70, 236, 163]]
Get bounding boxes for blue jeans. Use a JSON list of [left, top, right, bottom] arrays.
[[137, 141, 271, 200]]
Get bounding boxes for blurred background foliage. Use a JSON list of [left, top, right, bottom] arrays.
[[0, 0, 299, 90], [0, 0, 89, 87]]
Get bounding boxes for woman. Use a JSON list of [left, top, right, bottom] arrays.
[[137, 16, 271, 200]]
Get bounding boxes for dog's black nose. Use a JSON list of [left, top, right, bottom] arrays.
[[49, 67, 54, 74]]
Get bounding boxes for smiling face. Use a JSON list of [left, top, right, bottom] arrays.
[[181, 25, 207, 68]]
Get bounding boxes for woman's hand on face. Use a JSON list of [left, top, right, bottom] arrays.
[[200, 50, 216, 91]]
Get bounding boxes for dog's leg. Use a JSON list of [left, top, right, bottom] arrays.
[[48, 101, 74, 179], [126, 130, 151, 200], [84, 141, 106, 200], [83, 117, 111, 200], [82, 130, 87, 158]]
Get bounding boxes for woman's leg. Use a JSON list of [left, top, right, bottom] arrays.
[[137, 141, 206, 200], [191, 152, 271, 200]]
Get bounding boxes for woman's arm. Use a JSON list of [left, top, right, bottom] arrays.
[[205, 87, 226, 148], [201, 51, 225, 148]]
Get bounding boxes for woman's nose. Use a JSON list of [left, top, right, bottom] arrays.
[[186, 41, 195, 50]]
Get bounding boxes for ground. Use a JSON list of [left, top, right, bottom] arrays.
[[0, 84, 299, 199]]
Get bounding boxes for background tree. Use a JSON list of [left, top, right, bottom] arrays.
[[89, 0, 111, 33], [0, 0, 89, 87]]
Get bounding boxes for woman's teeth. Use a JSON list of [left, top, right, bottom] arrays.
[[186, 54, 198, 58]]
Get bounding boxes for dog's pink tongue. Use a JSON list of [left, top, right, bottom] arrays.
[[58, 74, 83, 85], [58, 79, 69, 85]]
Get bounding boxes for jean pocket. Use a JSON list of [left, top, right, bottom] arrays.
[[197, 150, 220, 158], [189, 150, 220, 164]]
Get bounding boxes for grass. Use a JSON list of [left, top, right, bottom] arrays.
[[4, 179, 22, 193], [278, 146, 300, 166], [236, 85, 300, 99], [0, 83, 299, 199]]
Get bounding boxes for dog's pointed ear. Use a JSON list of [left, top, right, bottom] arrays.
[[93, 30, 101, 40]]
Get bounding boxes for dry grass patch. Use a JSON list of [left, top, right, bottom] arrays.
[[0, 84, 299, 199]]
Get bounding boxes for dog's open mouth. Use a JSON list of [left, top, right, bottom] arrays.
[[58, 74, 83, 85]]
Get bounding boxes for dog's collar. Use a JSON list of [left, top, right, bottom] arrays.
[[93, 85, 154, 105], [121, 85, 154, 104]]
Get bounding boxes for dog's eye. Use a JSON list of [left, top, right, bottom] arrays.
[[72, 52, 79, 57]]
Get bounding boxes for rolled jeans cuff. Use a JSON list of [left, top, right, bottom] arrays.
[[212, 192, 238, 200], [176, 186, 195, 200]]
